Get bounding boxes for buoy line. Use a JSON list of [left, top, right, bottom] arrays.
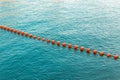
[[0, 25, 119, 60]]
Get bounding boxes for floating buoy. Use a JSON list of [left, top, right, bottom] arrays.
[[99, 52, 104, 56], [86, 48, 90, 53], [9, 28, 13, 32], [25, 33, 29, 37], [51, 40, 55, 45], [46, 39, 50, 43], [74, 45, 78, 50], [93, 50, 97, 55], [3, 26, 6, 29], [37, 37, 40, 40], [6, 28, 10, 31], [62, 43, 66, 47], [1, 26, 4, 29], [21, 32, 25, 36], [17, 30, 21, 35], [42, 38, 45, 41], [0, 26, 4, 30], [3, 27, 7, 30], [113, 54, 119, 60], [56, 41, 60, 46], [0, 26, 3, 29], [106, 53, 111, 58], [13, 30, 17, 33], [68, 44, 72, 48], [80, 46, 84, 52], [2, 26, 4, 28], [33, 36, 37, 39], [29, 34, 33, 38], [6, 27, 9, 30]]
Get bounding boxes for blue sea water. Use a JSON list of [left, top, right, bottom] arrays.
[[0, 0, 120, 80]]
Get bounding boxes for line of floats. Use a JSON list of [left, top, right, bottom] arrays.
[[0, 25, 119, 60]]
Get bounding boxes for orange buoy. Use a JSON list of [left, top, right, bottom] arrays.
[[29, 34, 33, 38], [0, 26, 4, 29], [106, 53, 111, 58], [33, 36, 37, 39], [0, 26, 3, 29], [93, 50, 97, 55], [42, 38, 45, 41], [3, 27, 7, 30], [25, 33, 29, 37], [80, 46, 84, 52], [8, 28, 11, 31], [37, 37, 40, 40], [1, 26, 4, 29], [62, 43, 66, 47], [21, 32, 25, 36], [113, 54, 119, 60], [2, 26, 5, 29], [99, 52, 104, 56], [9, 28, 13, 32], [68, 44, 72, 48], [46, 39, 50, 43], [56, 41, 60, 46], [2, 26, 6, 29], [86, 48, 90, 53], [17, 30, 21, 35], [6, 28, 10, 31], [51, 40, 55, 45], [6, 27, 8, 30], [13, 30, 17, 33], [74, 45, 78, 50]]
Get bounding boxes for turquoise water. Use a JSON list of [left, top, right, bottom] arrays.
[[0, 0, 120, 80]]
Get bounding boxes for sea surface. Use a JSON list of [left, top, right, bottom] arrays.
[[0, 0, 120, 80]]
